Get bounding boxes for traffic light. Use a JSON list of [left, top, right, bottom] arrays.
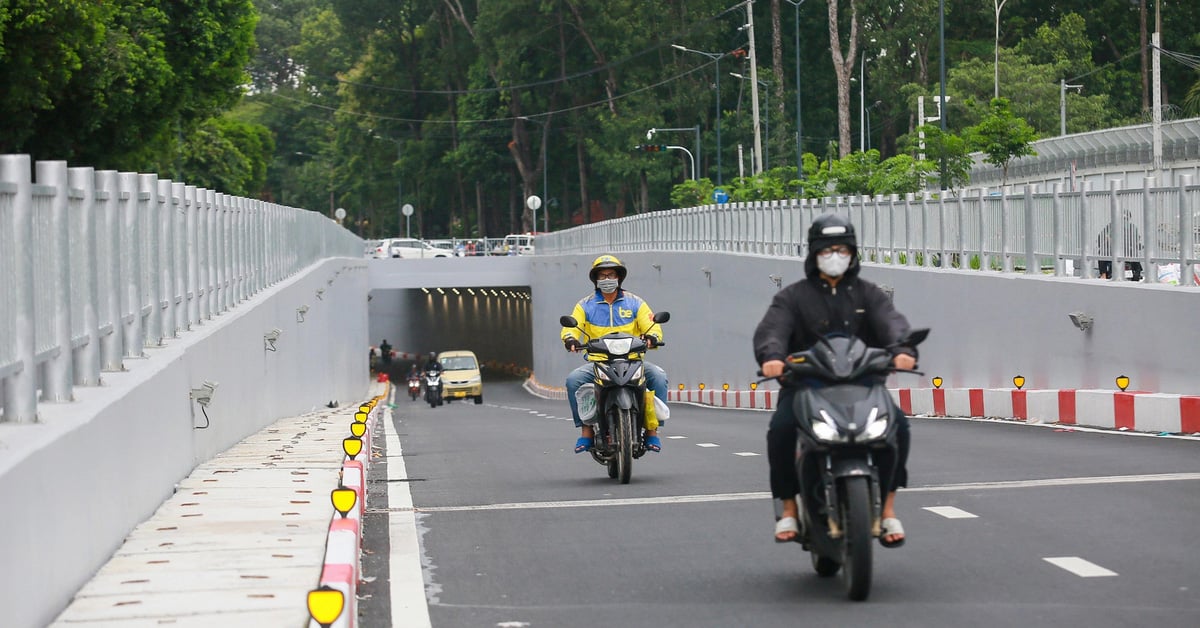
[[635, 144, 668, 152]]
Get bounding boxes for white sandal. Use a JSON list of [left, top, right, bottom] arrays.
[[880, 517, 906, 548], [774, 516, 800, 543]]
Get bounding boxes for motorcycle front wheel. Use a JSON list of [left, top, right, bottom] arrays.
[[616, 408, 633, 484], [840, 476, 874, 601]]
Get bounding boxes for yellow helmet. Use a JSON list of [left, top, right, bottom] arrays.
[[589, 254, 627, 284]]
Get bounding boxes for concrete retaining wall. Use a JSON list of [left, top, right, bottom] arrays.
[[0, 258, 370, 628]]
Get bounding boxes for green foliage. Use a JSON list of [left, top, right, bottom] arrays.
[[869, 155, 937, 196], [830, 150, 880, 196], [903, 124, 974, 190], [964, 98, 1038, 185], [670, 178, 716, 208]]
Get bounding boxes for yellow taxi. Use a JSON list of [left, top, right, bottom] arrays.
[[438, 350, 484, 404]]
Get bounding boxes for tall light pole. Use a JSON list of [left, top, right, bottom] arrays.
[[730, 73, 770, 171], [994, 0, 1010, 99], [743, 0, 763, 175], [858, 45, 884, 153], [783, 0, 805, 181], [671, 44, 724, 185], [518, 116, 549, 232]]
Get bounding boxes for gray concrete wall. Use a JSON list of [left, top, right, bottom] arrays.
[[530, 253, 1199, 397], [0, 258, 369, 628]]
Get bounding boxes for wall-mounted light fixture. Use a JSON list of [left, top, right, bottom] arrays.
[[189, 381, 219, 406], [768, 274, 783, 289], [264, 328, 282, 351], [189, 380, 218, 429], [1068, 311, 1093, 331], [296, 305, 310, 323]]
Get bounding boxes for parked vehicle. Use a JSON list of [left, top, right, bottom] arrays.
[[492, 233, 536, 255], [424, 370, 444, 407], [437, 350, 484, 404], [390, 238, 451, 259], [560, 311, 670, 484], [364, 239, 385, 258], [765, 328, 929, 601], [369, 239, 393, 259]]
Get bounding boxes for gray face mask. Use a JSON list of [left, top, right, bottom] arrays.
[[596, 278, 620, 294]]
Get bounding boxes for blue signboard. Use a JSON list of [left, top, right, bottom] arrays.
[[713, 188, 729, 204]]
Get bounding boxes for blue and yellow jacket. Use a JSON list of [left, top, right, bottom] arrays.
[[561, 288, 663, 346]]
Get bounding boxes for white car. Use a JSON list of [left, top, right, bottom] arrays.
[[368, 239, 393, 259], [389, 238, 451, 259]]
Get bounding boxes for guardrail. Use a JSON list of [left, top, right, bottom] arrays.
[[538, 178, 1198, 287], [0, 154, 361, 423]]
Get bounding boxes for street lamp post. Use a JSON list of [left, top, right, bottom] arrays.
[[730, 73, 770, 171], [859, 46, 885, 153], [994, 0, 1010, 99], [783, 0, 805, 181], [671, 44, 724, 185], [518, 116, 549, 232]]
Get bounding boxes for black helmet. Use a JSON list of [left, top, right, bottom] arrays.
[[588, 254, 628, 284], [804, 213, 857, 257]]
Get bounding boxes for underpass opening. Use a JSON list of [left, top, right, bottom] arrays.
[[368, 286, 533, 381]]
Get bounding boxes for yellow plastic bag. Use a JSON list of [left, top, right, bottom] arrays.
[[643, 389, 659, 431]]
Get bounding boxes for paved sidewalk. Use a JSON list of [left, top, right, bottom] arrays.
[[49, 386, 384, 627]]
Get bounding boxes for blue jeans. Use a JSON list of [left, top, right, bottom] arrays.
[[566, 361, 668, 428]]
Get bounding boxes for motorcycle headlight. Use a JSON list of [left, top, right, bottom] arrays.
[[601, 337, 633, 355], [862, 407, 889, 440], [812, 409, 848, 443]]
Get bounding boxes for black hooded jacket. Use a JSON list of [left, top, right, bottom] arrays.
[[752, 251, 915, 366]]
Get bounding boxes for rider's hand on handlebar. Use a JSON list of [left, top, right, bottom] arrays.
[[892, 353, 916, 370], [761, 359, 785, 378], [643, 334, 660, 349], [564, 337, 584, 353]]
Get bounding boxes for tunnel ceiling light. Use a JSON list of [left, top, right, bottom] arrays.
[[467, 288, 475, 295], [421, 288, 429, 294], [436, 288, 445, 294], [452, 288, 460, 295]]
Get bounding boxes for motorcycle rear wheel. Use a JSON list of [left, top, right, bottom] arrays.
[[811, 552, 840, 577], [840, 476, 874, 601]]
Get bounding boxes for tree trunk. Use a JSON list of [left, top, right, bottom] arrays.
[[827, 0, 859, 158], [576, 138, 590, 225]]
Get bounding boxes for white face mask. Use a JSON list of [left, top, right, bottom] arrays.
[[816, 251, 852, 277], [596, 278, 620, 294]]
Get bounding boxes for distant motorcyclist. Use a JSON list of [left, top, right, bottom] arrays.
[[753, 213, 917, 546], [562, 254, 668, 454]]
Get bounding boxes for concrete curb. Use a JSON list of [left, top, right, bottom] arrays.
[[311, 387, 383, 628], [525, 375, 1200, 435]]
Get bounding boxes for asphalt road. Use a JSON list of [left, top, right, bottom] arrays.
[[360, 375, 1200, 628]]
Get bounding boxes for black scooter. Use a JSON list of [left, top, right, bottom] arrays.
[[424, 370, 444, 408], [764, 329, 928, 601], [560, 312, 669, 484]]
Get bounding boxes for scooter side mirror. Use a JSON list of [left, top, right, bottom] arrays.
[[653, 311, 670, 324], [560, 315, 578, 327]]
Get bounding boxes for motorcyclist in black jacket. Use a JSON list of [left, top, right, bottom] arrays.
[[753, 213, 918, 547]]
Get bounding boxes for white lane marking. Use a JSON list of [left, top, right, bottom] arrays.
[[1044, 556, 1118, 578], [385, 405, 434, 628], [912, 472, 1200, 492], [667, 435, 687, 439], [696, 443, 719, 448], [406, 472, 1200, 513], [923, 506, 978, 519], [734, 452, 761, 457]]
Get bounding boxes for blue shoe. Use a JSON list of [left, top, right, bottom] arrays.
[[574, 437, 593, 453], [644, 435, 662, 452]]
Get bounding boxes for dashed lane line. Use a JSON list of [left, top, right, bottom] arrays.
[[923, 506, 978, 519], [1043, 556, 1118, 578], [389, 472, 1200, 514]]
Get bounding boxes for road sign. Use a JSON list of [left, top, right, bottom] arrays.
[[401, 203, 414, 216], [334, 207, 346, 220], [526, 195, 542, 211]]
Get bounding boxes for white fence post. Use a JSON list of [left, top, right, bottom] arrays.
[[1, 155, 38, 422]]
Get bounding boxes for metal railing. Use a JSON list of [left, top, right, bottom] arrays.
[[0, 154, 361, 423], [538, 177, 1199, 287]]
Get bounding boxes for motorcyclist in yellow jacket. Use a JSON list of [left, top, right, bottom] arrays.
[[562, 254, 668, 453]]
